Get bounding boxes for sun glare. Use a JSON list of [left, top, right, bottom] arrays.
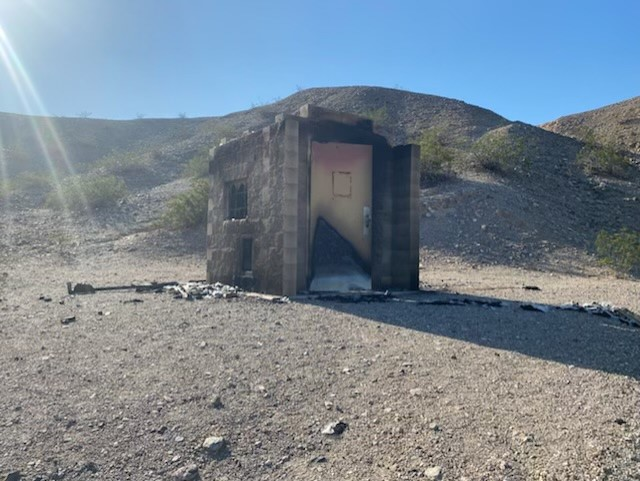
[[0, 22, 90, 216]]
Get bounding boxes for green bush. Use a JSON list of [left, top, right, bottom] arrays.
[[417, 129, 456, 184], [361, 106, 388, 126], [158, 178, 209, 230], [183, 149, 210, 179], [46, 175, 127, 212], [471, 132, 526, 174], [576, 131, 629, 178], [95, 150, 151, 176], [595, 228, 640, 275]]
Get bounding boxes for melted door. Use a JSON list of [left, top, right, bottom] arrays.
[[309, 142, 372, 291]]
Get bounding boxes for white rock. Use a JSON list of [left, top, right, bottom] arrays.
[[202, 435, 225, 453], [425, 466, 443, 480]]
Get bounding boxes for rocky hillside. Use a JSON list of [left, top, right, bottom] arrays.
[[1, 86, 639, 272], [1, 87, 509, 178], [541, 96, 640, 156]]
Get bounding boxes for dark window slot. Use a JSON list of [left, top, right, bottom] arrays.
[[241, 238, 253, 272]]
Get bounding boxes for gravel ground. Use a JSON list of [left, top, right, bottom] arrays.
[[1, 247, 639, 481]]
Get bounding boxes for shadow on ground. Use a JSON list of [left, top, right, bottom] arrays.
[[301, 291, 640, 379]]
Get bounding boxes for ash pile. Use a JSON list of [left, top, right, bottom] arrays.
[[164, 282, 239, 300]]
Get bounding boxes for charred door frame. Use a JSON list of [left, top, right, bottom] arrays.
[[300, 120, 392, 291]]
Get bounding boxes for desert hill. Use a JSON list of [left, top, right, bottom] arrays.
[[541, 96, 640, 157], [0, 87, 510, 178], [1, 86, 639, 273]]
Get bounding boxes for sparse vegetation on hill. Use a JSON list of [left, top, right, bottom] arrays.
[[182, 148, 211, 179], [470, 130, 527, 175], [157, 178, 209, 229], [0, 171, 54, 198], [417, 129, 457, 184], [93, 149, 154, 177], [360, 106, 389, 127], [596, 228, 640, 276], [45, 174, 127, 212], [541, 96, 640, 157], [575, 129, 630, 178]]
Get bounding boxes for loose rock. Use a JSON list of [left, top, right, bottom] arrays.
[[424, 466, 443, 480], [202, 435, 225, 454], [171, 464, 200, 481], [322, 421, 348, 435]]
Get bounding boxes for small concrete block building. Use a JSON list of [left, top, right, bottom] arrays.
[[206, 104, 420, 296]]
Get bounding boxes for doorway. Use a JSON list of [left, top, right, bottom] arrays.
[[308, 142, 373, 291]]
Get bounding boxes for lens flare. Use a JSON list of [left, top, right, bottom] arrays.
[[0, 24, 90, 215]]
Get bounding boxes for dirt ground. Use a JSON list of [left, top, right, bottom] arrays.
[[1, 241, 639, 481]]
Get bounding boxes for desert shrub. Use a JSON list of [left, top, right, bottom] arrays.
[[158, 178, 209, 230], [46, 175, 127, 212], [576, 131, 630, 178], [595, 228, 640, 276], [361, 106, 388, 126], [183, 149, 210, 179], [471, 132, 526, 174], [95, 151, 151, 176], [417, 129, 456, 184], [11, 171, 54, 192], [0, 171, 54, 198]]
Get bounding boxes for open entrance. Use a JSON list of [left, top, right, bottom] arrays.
[[308, 142, 372, 291]]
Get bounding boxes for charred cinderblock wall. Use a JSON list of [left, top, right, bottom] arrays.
[[207, 105, 420, 295], [207, 123, 287, 294]]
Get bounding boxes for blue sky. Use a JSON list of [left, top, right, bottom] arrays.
[[0, 0, 638, 125]]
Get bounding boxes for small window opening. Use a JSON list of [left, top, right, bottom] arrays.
[[227, 181, 247, 219], [241, 238, 253, 273]]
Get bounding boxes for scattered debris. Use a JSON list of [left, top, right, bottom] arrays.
[[308, 455, 327, 464], [38, 295, 52, 302], [520, 303, 551, 313], [309, 291, 392, 303], [614, 418, 627, 425], [61, 316, 76, 325], [202, 435, 226, 454], [164, 282, 238, 300], [122, 298, 144, 304], [210, 395, 223, 409], [558, 302, 640, 328], [245, 292, 290, 303], [67, 282, 95, 294], [66, 280, 181, 295], [62, 280, 640, 331], [415, 298, 504, 308], [321, 421, 348, 435], [171, 464, 200, 481]]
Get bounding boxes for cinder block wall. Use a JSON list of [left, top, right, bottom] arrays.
[[207, 106, 420, 295], [207, 124, 287, 294], [390, 144, 420, 290]]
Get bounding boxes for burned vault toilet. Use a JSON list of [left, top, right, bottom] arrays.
[[206, 105, 419, 296]]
